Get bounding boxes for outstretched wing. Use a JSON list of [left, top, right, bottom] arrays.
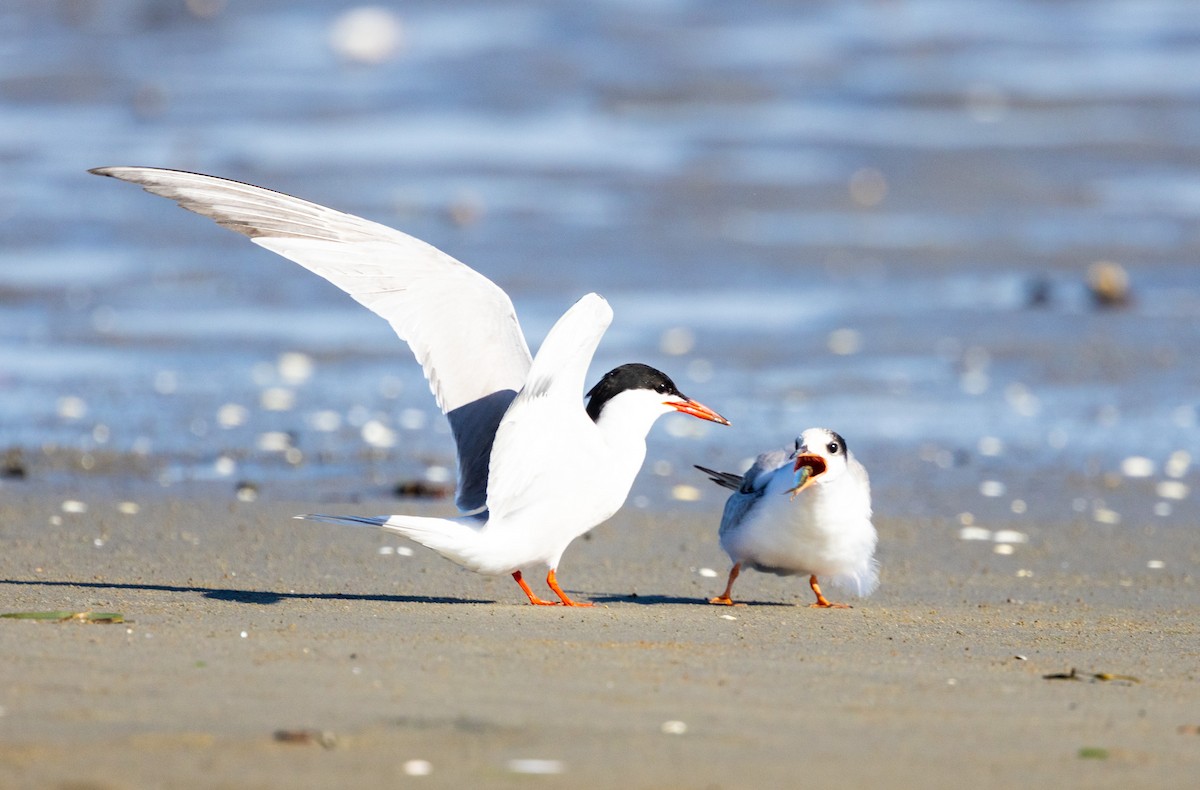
[[91, 166, 532, 511], [483, 293, 613, 522]]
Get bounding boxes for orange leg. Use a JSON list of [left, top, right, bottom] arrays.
[[709, 562, 745, 606], [512, 570, 558, 606], [545, 568, 593, 607], [808, 575, 851, 609]]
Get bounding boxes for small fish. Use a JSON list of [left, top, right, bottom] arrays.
[[786, 465, 814, 499]]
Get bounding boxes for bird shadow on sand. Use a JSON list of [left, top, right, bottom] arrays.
[[587, 592, 798, 607], [0, 578, 492, 606]]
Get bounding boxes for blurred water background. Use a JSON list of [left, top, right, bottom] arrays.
[[1, 0, 1197, 536]]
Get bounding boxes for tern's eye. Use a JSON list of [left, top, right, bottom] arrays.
[[826, 441, 840, 455]]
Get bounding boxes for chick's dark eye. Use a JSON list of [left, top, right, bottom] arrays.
[[827, 442, 840, 454]]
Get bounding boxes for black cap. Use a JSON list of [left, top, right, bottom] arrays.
[[585, 363, 684, 422]]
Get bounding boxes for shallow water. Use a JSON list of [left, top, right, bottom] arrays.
[[1, 0, 1197, 534]]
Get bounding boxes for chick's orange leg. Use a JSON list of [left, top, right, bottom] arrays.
[[546, 568, 594, 607], [709, 562, 745, 606], [512, 570, 559, 606], [808, 575, 851, 609]]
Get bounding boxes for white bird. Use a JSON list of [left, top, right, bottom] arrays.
[[92, 166, 729, 607], [696, 427, 877, 608]]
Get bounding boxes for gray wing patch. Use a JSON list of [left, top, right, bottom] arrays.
[[446, 389, 519, 512], [710, 448, 792, 538], [735, 449, 791, 495]]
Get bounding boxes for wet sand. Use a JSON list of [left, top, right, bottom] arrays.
[[1, 489, 1196, 789]]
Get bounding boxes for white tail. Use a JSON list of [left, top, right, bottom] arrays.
[[298, 512, 504, 574]]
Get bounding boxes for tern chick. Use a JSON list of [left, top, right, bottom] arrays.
[[696, 428, 877, 608]]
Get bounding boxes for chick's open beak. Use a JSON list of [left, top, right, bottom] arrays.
[[786, 453, 828, 498], [668, 398, 731, 426]]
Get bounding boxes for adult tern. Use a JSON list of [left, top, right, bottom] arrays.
[[696, 428, 876, 607], [92, 166, 729, 606]]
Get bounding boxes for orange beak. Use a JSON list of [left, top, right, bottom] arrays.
[[667, 398, 730, 426]]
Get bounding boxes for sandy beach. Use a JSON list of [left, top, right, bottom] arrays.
[[1, 484, 1196, 789], [4, 2, 1200, 788]]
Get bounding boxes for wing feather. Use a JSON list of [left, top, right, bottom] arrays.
[[484, 294, 613, 522], [91, 166, 532, 511], [713, 448, 792, 538], [694, 465, 744, 491]]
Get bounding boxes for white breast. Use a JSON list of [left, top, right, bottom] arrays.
[[721, 468, 878, 595]]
